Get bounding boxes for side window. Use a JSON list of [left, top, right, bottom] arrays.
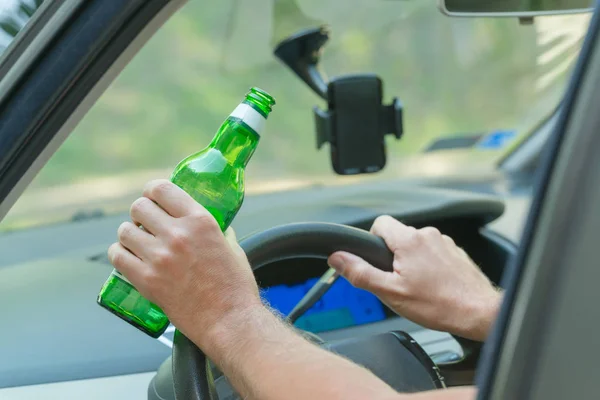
[[0, 0, 44, 59]]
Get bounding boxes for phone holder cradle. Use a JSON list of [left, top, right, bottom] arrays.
[[274, 26, 404, 176], [314, 75, 403, 175]]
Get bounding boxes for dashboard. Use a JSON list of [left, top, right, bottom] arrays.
[[0, 180, 520, 399]]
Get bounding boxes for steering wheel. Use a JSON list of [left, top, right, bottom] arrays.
[[151, 222, 481, 400]]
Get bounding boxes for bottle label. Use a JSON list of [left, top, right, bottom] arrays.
[[229, 103, 265, 135], [111, 269, 132, 285]]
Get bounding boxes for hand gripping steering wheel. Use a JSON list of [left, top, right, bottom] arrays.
[[150, 222, 481, 400]]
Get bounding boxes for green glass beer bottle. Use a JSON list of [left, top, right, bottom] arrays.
[[97, 87, 276, 338]]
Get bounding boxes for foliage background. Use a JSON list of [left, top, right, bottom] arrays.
[[0, 0, 589, 230]]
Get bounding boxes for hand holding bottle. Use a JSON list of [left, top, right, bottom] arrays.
[[108, 179, 262, 346], [98, 88, 275, 337]]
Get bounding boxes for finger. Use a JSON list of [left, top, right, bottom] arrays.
[[143, 179, 202, 218], [419, 226, 442, 240], [129, 197, 173, 236], [108, 243, 149, 285], [224, 227, 248, 260], [370, 215, 418, 252], [328, 251, 392, 292], [457, 246, 473, 261], [224, 227, 237, 243], [117, 221, 156, 261], [442, 234, 455, 247]]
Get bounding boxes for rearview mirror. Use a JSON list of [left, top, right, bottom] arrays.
[[439, 0, 594, 17]]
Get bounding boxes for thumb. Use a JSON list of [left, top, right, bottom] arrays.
[[224, 227, 237, 242], [328, 251, 390, 292], [224, 227, 247, 259]]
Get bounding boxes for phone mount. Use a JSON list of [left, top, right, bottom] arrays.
[[274, 27, 403, 175]]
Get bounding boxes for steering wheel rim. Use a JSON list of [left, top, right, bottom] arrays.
[[239, 222, 395, 272], [171, 222, 479, 400]]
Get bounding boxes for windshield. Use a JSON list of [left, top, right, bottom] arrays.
[[0, 0, 590, 232]]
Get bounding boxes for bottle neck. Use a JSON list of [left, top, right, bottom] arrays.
[[210, 116, 260, 167]]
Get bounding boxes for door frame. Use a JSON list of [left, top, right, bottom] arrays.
[[479, 5, 600, 399], [0, 0, 187, 222]]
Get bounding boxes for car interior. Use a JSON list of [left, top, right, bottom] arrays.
[[0, 0, 596, 399]]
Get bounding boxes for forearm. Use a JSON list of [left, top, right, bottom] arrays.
[[455, 289, 503, 342], [406, 388, 477, 400], [194, 305, 402, 400]]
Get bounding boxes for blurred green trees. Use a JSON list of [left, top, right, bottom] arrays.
[[0, 0, 587, 187]]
